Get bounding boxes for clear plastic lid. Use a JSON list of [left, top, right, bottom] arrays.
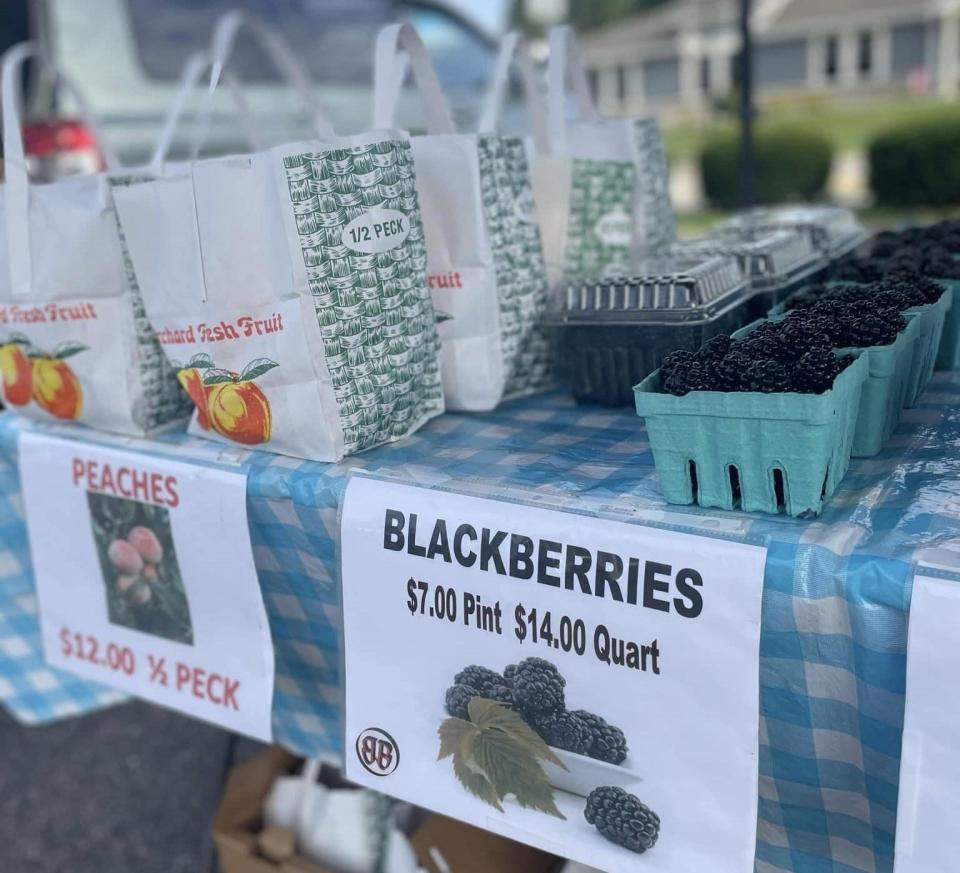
[[671, 228, 826, 294], [714, 205, 867, 260], [552, 255, 750, 325]]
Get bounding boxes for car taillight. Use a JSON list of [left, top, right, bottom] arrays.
[[21, 118, 104, 181]]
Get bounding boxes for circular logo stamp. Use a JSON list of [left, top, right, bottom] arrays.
[[355, 727, 400, 777]]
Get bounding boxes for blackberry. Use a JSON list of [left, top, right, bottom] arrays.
[[737, 333, 781, 363], [584, 787, 660, 854], [660, 349, 695, 376], [776, 317, 832, 361], [715, 351, 751, 391], [528, 709, 591, 755], [454, 665, 504, 697], [837, 307, 904, 347], [573, 710, 628, 764], [785, 310, 841, 346], [510, 657, 565, 715], [794, 349, 846, 394], [487, 683, 515, 708], [664, 361, 719, 395], [698, 334, 733, 362], [787, 283, 861, 313], [683, 362, 721, 392], [745, 359, 791, 393], [662, 363, 693, 396], [886, 273, 945, 304], [871, 230, 910, 258], [834, 258, 883, 283], [445, 684, 479, 720]]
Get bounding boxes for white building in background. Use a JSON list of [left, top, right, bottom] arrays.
[[579, 0, 960, 113]]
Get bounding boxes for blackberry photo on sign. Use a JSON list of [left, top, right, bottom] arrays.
[[510, 657, 566, 715], [437, 656, 661, 859], [585, 786, 661, 854]]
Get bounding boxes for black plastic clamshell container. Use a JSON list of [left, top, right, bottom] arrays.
[[550, 256, 751, 406]]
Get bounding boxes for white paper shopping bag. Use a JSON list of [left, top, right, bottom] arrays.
[[500, 26, 675, 283], [0, 43, 191, 434], [112, 13, 443, 460], [374, 23, 552, 412]]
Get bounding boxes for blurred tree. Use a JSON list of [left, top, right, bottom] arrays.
[[511, 0, 669, 35]]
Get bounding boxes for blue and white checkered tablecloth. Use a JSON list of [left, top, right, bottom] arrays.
[[4, 375, 960, 873]]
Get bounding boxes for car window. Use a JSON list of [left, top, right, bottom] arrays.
[[126, 0, 491, 88], [404, 8, 494, 90], [126, 0, 394, 83]]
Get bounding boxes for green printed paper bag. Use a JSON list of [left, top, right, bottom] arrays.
[[374, 24, 553, 411], [112, 13, 443, 460]]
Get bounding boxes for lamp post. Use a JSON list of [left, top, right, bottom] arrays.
[[738, 0, 755, 208]]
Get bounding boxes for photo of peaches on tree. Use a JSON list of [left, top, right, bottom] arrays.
[[0, 333, 86, 419], [87, 491, 193, 645], [173, 352, 277, 446]]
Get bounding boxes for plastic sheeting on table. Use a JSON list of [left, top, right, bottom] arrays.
[[3, 377, 960, 873]]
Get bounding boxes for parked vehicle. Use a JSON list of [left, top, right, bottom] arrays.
[[4, 0, 497, 177]]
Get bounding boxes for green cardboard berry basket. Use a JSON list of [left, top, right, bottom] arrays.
[[770, 283, 952, 414], [934, 278, 960, 370], [904, 286, 951, 405], [836, 319, 918, 457], [633, 352, 867, 518], [737, 315, 915, 459]]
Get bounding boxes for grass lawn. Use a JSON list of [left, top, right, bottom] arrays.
[[664, 95, 958, 163]]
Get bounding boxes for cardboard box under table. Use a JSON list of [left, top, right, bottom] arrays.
[[213, 746, 560, 873]]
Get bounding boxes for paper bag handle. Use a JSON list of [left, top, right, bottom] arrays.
[[477, 32, 549, 154], [150, 52, 265, 172], [373, 22, 456, 135], [208, 11, 335, 142], [546, 25, 600, 153], [1, 41, 121, 299]]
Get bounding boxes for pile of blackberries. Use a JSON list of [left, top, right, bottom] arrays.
[[787, 276, 944, 314], [659, 267, 950, 397], [836, 221, 960, 282], [660, 325, 854, 396]]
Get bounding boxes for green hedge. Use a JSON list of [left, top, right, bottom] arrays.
[[869, 115, 960, 206], [700, 126, 833, 210]]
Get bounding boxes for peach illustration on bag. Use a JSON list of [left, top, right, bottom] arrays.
[[174, 354, 215, 430], [6, 340, 88, 419], [175, 354, 277, 445], [0, 334, 32, 406]]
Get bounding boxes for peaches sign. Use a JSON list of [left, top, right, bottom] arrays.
[[19, 431, 275, 740]]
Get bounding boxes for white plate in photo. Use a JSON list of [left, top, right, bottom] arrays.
[[544, 749, 642, 798]]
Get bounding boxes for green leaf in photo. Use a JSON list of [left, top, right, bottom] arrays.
[[452, 753, 504, 812], [469, 698, 566, 769], [438, 698, 565, 820], [438, 716, 477, 761]]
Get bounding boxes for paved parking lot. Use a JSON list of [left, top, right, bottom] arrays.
[[0, 702, 256, 872]]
